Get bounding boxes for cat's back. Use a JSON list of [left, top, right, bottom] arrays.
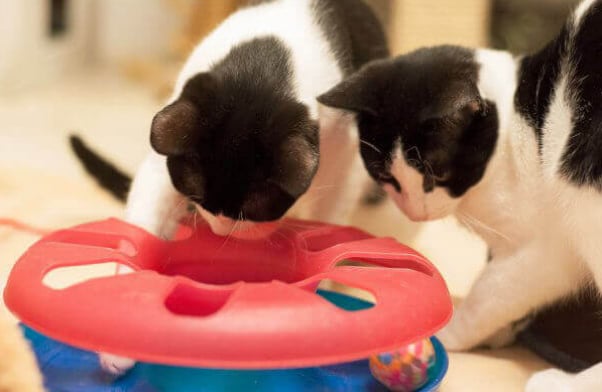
[[311, 0, 389, 75], [516, 0, 602, 190], [175, 0, 387, 107]]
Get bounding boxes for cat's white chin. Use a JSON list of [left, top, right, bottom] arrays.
[[196, 206, 280, 240], [383, 185, 455, 222], [383, 185, 428, 221]]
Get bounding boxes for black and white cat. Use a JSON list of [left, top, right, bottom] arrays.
[[92, 0, 388, 374], [319, 0, 602, 390]]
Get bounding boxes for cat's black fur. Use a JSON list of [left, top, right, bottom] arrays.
[[515, 25, 569, 153], [318, 46, 499, 198], [72, 0, 388, 221], [560, 4, 602, 189], [517, 4, 602, 189]]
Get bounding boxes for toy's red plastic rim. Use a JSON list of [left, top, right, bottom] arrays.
[[4, 218, 452, 369]]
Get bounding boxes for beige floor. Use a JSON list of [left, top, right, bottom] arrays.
[[0, 69, 548, 390]]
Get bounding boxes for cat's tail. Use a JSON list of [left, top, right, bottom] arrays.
[[69, 135, 132, 202]]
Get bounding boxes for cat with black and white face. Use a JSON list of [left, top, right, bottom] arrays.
[[94, 0, 387, 375], [118, 0, 388, 240], [320, 0, 602, 390]]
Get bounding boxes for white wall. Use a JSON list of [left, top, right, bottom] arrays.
[[0, 0, 95, 93], [94, 0, 179, 66]]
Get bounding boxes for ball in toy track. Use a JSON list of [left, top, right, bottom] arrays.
[[369, 338, 436, 391]]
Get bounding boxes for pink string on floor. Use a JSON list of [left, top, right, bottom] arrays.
[[0, 218, 52, 236]]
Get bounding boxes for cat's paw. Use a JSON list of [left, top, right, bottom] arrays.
[[526, 369, 574, 392], [436, 322, 476, 352], [482, 325, 518, 349], [99, 352, 136, 375]]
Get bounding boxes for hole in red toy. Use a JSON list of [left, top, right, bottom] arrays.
[[51, 232, 137, 257], [165, 283, 232, 317], [335, 258, 433, 276], [43, 262, 132, 290], [317, 279, 376, 310]]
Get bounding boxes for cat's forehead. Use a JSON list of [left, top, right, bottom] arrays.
[[357, 46, 481, 124]]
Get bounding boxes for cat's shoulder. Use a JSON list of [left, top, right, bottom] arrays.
[[514, 0, 602, 190]]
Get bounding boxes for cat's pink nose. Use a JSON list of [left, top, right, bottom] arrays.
[[207, 215, 236, 236]]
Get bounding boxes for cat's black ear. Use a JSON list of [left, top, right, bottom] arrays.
[[150, 73, 217, 156], [317, 72, 378, 116], [420, 82, 483, 123]]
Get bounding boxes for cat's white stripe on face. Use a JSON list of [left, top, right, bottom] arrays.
[[196, 205, 282, 240], [387, 142, 459, 222], [475, 49, 516, 133]]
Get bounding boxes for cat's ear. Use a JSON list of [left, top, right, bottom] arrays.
[[150, 73, 217, 156], [420, 82, 484, 125], [276, 123, 320, 197], [317, 72, 378, 116]]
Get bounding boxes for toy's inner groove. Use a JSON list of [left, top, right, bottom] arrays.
[[158, 247, 308, 285], [300, 230, 372, 252]]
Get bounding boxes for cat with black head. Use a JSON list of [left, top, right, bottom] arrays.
[[93, 0, 388, 375], [320, 0, 602, 390], [72, 0, 390, 240]]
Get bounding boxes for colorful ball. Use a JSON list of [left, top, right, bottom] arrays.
[[369, 339, 436, 392]]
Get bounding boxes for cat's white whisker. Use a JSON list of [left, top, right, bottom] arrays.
[[360, 139, 382, 154], [457, 212, 513, 243]]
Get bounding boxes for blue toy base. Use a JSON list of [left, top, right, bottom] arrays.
[[22, 290, 448, 392]]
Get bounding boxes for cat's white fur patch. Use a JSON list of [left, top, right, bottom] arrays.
[[541, 74, 574, 180], [387, 143, 459, 221], [475, 49, 517, 132]]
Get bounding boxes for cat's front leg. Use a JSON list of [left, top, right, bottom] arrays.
[[438, 242, 582, 351], [125, 151, 188, 238], [100, 151, 187, 375], [304, 106, 366, 224]]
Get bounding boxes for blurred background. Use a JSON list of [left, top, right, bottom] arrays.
[[0, 0, 581, 95]]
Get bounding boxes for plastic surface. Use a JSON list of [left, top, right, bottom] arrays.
[[5, 218, 452, 369], [22, 291, 448, 392]]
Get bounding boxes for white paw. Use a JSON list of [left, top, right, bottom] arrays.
[[99, 352, 136, 375], [526, 369, 574, 392], [436, 323, 475, 352]]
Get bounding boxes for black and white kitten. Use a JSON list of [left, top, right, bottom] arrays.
[[112, 0, 388, 239], [96, 0, 387, 374], [319, 0, 602, 390]]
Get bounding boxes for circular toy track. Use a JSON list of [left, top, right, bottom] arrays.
[[4, 218, 452, 369]]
